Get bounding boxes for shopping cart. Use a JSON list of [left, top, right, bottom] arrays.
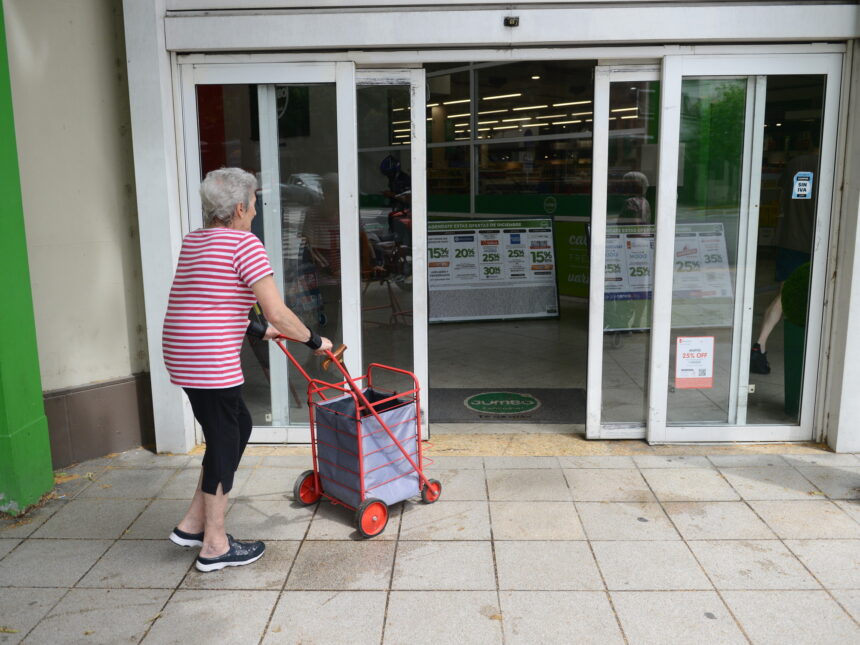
[[273, 338, 441, 538]]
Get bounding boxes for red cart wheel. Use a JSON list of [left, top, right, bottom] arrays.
[[293, 470, 321, 506], [356, 498, 388, 538], [421, 479, 442, 504]]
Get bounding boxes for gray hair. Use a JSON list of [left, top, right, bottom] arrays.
[[200, 168, 258, 227]]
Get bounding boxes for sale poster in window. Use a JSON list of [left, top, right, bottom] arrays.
[[675, 336, 715, 389]]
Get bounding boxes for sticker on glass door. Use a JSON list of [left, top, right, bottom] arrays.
[[675, 336, 715, 389]]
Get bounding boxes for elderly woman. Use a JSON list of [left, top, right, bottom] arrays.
[[163, 168, 332, 572]]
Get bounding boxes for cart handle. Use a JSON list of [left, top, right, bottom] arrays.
[[322, 344, 347, 371]]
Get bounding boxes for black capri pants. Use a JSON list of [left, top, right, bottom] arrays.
[[183, 386, 252, 495]]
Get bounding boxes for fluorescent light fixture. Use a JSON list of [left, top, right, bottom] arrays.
[[553, 100, 592, 107], [478, 120, 499, 125], [395, 133, 410, 138], [392, 107, 410, 112], [493, 125, 519, 130], [552, 120, 582, 125], [454, 123, 470, 128], [512, 104, 548, 111], [620, 115, 638, 120], [483, 93, 522, 101], [455, 136, 470, 140], [502, 117, 532, 122], [478, 109, 508, 115], [392, 120, 410, 125], [393, 128, 410, 133], [443, 98, 470, 105], [447, 113, 470, 119], [585, 118, 593, 122], [531, 75, 541, 80], [426, 103, 439, 108], [570, 111, 593, 116], [611, 107, 639, 113], [478, 127, 491, 131], [536, 114, 567, 120]]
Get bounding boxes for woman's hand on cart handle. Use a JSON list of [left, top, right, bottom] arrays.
[[274, 334, 335, 356]]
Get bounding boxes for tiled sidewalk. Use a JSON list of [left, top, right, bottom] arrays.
[[1, 449, 860, 644]]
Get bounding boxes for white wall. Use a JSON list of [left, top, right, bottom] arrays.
[[5, 0, 146, 391]]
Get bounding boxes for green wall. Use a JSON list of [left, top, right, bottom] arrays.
[[0, 5, 54, 515]]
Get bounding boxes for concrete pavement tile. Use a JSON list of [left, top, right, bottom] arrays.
[[306, 500, 400, 540], [226, 500, 313, 540], [640, 468, 739, 502], [663, 502, 776, 540], [427, 469, 487, 501], [688, 540, 820, 590], [722, 590, 860, 645], [0, 539, 19, 560], [263, 591, 386, 644], [793, 466, 860, 499], [236, 455, 264, 467], [483, 456, 559, 469], [143, 590, 278, 645], [783, 453, 860, 468], [427, 456, 484, 469], [830, 589, 860, 622], [495, 541, 603, 590], [633, 455, 713, 469], [183, 541, 298, 590], [122, 500, 197, 540], [592, 541, 712, 591], [383, 591, 503, 645], [112, 448, 190, 469], [32, 499, 148, 539], [708, 454, 788, 468], [486, 469, 570, 501], [286, 541, 395, 590], [499, 591, 624, 645], [720, 467, 822, 500], [77, 468, 175, 499], [0, 588, 66, 644], [156, 467, 202, 499], [238, 467, 311, 501], [611, 591, 747, 645], [564, 469, 655, 502], [77, 540, 194, 589], [260, 455, 315, 468], [400, 501, 491, 540], [576, 502, 679, 540], [393, 541, 495, 590], [748, 500, 860, 539], [784, 539, 860, 588], [27, 588, 171, 645], [490, 501, 585, 540], [0, 499, 65, 538], [556, 456, 636, 468], [0, 539, 112, 587], [834, 499, 860, 524]]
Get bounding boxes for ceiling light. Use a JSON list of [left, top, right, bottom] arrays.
[[502, 117, 532, 122], [393, 128, 410, 133], [392, 120, 410, 125], [426, 103, 439, 108], [447, 113, 470, 119], [478, 109, 508, 115], [493, 125, 519, 130], [620, 115, 638, 120], [536, 114, 567, 120], [478, 120, 499, 125], [443, 98, 470, 105], [571, 111, 593, 116], [454, 123, 470, 127], [531, 75, 541, 80], [484, 93, 522, 101], [553, 100, 591, 107], [552, 120, 581, 125], [512, 104, 549, 111], [611, 107, 638, 113]]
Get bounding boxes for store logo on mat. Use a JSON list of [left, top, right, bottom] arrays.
[[464, 392, 541, 415]]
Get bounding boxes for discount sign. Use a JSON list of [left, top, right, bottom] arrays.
[[675, 336, 715, 389]]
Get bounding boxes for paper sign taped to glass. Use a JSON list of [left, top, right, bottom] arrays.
[[604, 223, 733, 331], [675, 336, 715, 389]]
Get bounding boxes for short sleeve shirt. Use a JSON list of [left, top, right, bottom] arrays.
[[163, 228, 273, 388]]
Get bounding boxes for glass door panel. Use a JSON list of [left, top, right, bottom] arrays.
[[601, 78, 660, 425]]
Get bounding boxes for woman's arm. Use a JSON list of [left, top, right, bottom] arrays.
[[251, 275, 333, 352]]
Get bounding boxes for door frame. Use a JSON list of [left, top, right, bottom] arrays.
[[646, 52, 843, 443]]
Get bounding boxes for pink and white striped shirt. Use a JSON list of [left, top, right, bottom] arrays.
[[163, 227, 273, 388]]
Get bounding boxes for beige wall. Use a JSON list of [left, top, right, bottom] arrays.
[[5, 0, 146, 391]]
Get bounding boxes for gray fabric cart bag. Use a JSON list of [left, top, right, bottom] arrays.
[[314, 388, 420, 508]]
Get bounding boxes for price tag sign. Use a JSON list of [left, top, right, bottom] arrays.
[[675, 336, 715, 389], [792, 171, 813, 200]]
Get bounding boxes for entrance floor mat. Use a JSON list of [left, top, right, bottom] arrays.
[[428, 388, 586, 424]]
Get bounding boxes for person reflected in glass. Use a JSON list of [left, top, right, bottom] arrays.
[[751, 135, 819, 374], [618, 171, 652, 225], [164, 168, 332, 572]]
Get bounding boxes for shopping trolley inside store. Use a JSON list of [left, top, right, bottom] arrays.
[[274, 338, 441, 538]]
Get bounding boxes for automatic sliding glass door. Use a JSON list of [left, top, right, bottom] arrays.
[[647, 53, 842, 443]]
